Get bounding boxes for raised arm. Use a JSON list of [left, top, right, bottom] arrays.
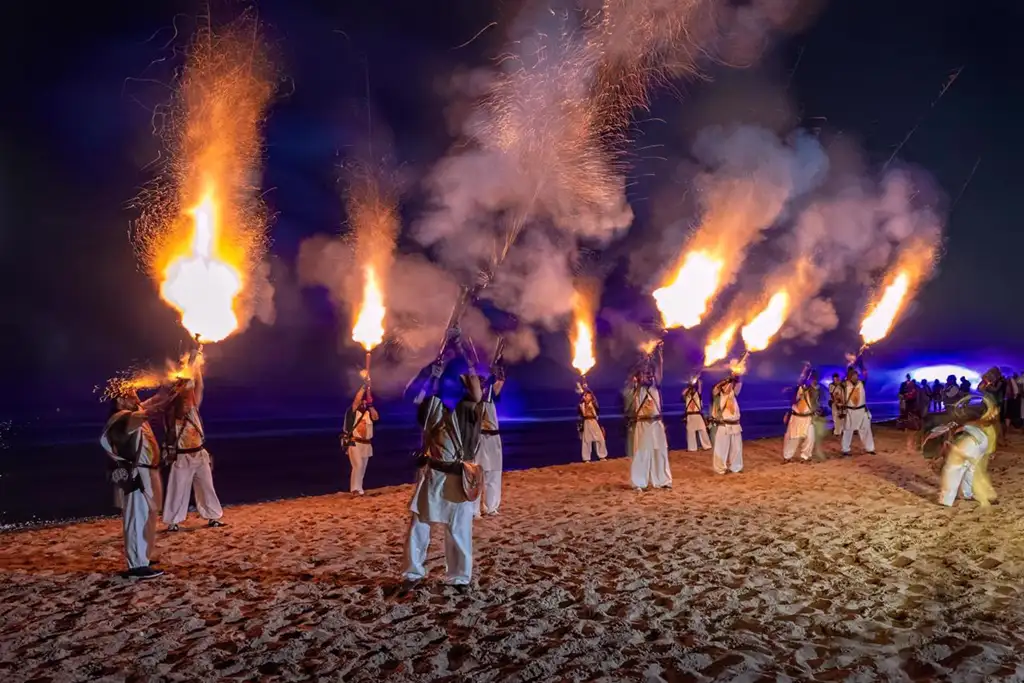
[[352, 385, 366, 411]]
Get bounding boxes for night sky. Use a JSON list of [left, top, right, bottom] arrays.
[[2, 0, 1021, 419]]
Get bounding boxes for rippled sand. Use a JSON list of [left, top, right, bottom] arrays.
[[3, 427, 1024, 682]]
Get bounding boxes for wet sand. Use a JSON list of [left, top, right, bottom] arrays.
[[3, 426, 1024, 682]]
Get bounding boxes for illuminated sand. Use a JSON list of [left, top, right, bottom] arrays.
[[4, 428, 1024, 681]]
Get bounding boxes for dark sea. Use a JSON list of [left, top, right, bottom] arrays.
[[0, 389, 900, 527]]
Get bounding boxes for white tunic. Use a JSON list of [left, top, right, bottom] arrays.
[[633, 386, 668, 452], [409, 397, 475, 526], [100, 412, 161, 510], [714, 383, 743, 435], [785, 386, 814, 439], [683, 388, 706, 432]]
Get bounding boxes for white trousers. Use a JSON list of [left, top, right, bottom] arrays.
[[163, 451, 224, 525], [582, 436, 608, 461], [832, 415, 843, 436], [783, 416, 815, 461], [685, 415, 710, 451], [939, 457, 976, 507], [348, 443, 372, 493], [122, 469, 160, 570], [474, 470, 502, 515], [402, 507, 473, 585], [630, 422, 671, 489], [713, 429, 743, 474], [841, 409, 875, 453]]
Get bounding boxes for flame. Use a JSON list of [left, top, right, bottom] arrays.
[[859, 271, 910, 345], [652, 250, 725, 329], [859, 237, 939, 345], [352, 265, 386, 351], [704, 323, 739, 366], [639, 339, 660, 355], [571, 319, 596, 375], [159, 192, 244, 343], [570, 289, 597, 375], [741, 291, 790, 352]]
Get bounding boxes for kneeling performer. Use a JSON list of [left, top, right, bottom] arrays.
[[929, 391, 1000, 507]]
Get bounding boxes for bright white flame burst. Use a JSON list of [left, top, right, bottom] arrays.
[[160, 194, 242, 343], [741, 291, 789, 353], [860, 272, 910, 345], [352, 265, 386, 351], [652, 251, 724, 330]]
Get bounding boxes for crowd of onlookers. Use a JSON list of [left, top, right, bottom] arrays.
[[898, 369, 1024, 433]]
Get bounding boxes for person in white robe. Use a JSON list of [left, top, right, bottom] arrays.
[[681, 379, 710, 452], [474, 365, 505, 517], [578, 388, 607, 462], [626, 342, 672, 490], [783, 376, 816, 463], [711, 375, 743, 474], [101, 386, 178, 578], [402, 358, 482, 592], [828, 373, 845, 437], [162, 349, 227, 530], [841, 366, 876, 456], [342, 384, 379, 495]]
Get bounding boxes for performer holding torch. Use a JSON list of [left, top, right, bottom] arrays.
[[578, 378, 607, 462], [829, 373, 846, 438], [840, 350, 876, 456], [475, 339, 506, 517], [401, 328, 483, 594], [345, 263, 387, 494], [782, 362, 816, 464], [624, 340, 672, 491], [711, 360, 744, 475], [570, 304, 604, 462], [162, 343, 227, 531], [682, 375, 711, 452], [341, 377, 379, 496]]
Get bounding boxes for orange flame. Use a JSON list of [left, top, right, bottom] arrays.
[[571, 319, 596, 375], [570, 289, 597, 375], [703, 322, 739, 366], [652, 250, 725, 329], [160, 191, 244, 342], [352, 265, 386, 351], [741, 291, 790, 352], [859, 237, 939, 345], [860, 272, 910, 345]]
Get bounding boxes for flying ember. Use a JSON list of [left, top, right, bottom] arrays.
[[860, 271, 910, 345], [741, 291, 790, 353], [571, 318, 596, 376], [652, 251, 724, 330], [160, 193, 243, 343], [352, 265, 386, 351], [703, 323, 738, 367]]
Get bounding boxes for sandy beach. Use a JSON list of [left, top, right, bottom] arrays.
[[3, 426, 1024, 682]]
